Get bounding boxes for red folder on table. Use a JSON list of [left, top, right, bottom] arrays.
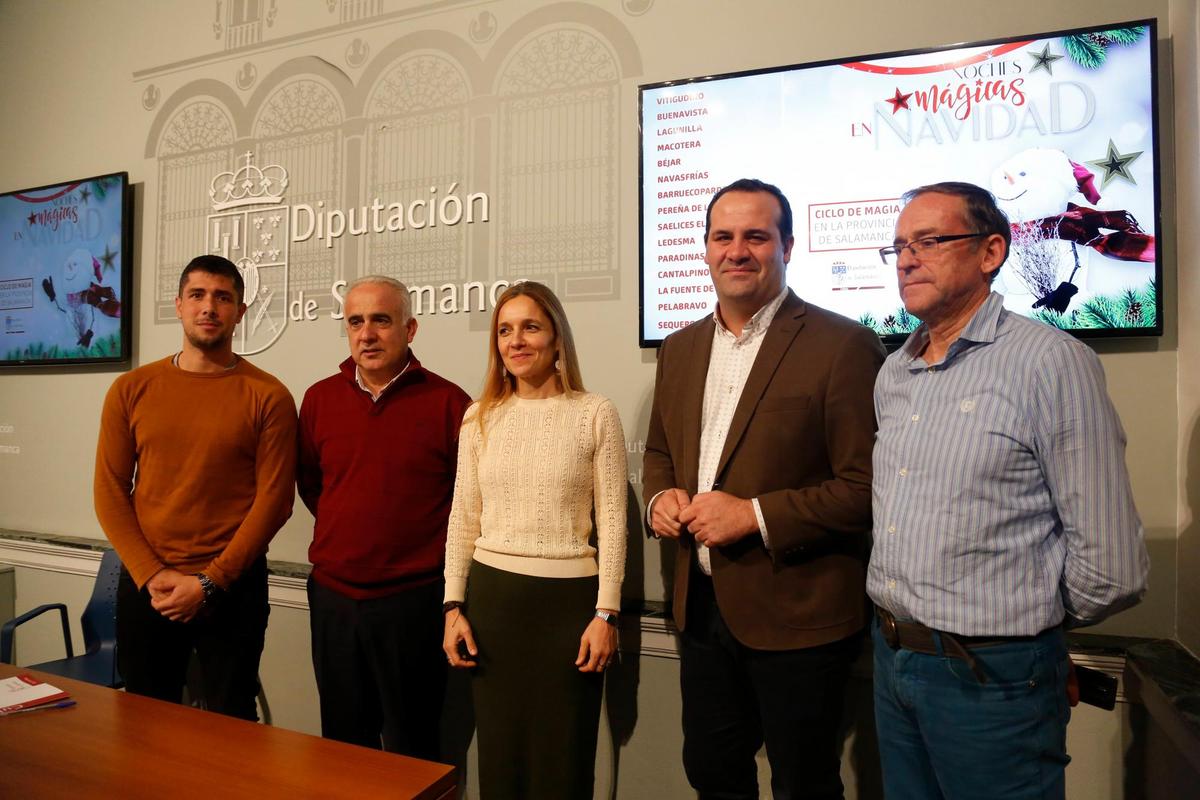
[[0, 674, 70, 714]]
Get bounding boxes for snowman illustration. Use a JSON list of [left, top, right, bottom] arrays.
[[989, 147, 1154, 313], [41, 248, 121, 348]]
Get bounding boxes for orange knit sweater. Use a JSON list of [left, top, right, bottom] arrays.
[[94, 356, 297, 588]]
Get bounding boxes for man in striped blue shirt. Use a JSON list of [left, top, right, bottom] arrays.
[[868, 182, 1148, 800]]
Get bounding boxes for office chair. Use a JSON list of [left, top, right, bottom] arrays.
[[0, 548, 123, 688]]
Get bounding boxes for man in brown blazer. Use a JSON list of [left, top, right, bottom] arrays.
[[644, 178, 884, 799]]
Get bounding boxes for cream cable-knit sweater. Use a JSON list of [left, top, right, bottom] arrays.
[[444, 392, 628, 610]]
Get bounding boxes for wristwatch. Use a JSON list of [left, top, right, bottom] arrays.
[[594, 609, 619, 627], [195, 573, 220, 605]]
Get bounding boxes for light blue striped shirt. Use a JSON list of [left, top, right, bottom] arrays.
[[867, 292, 1148, 636]]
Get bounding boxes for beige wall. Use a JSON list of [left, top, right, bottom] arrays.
[[0, 4, 1197, 794], [0, 0, 1187, 637]]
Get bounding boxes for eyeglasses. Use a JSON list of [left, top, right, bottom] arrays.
[[878, 233, 988, 265]]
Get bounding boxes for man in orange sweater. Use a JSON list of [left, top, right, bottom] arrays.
[[94, 254, 296, 720]]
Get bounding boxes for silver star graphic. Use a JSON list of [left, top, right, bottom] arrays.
[[1086, 139, 1144, 189], [1028, 43, 1064, 75]]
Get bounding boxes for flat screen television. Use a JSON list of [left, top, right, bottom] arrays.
[[0, 171, 132, 366], [639, 19, 1161, 347]]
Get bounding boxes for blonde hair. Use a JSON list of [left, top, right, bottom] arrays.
[[471, 281, 585, 441]]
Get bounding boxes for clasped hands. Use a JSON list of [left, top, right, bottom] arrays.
[[147, 568, 206, 623], [649, 488, 758, 547]]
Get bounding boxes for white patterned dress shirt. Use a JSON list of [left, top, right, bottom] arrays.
[[649, 288, 787, 575]]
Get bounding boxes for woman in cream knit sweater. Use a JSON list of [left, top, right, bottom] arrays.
[[443, 281, 627, 798]]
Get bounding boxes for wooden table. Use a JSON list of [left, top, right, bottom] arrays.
[[0, 664, 455, 798]]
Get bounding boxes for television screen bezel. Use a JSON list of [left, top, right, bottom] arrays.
[[0, 170, 133, 368], [637, 17, 1163, 349]]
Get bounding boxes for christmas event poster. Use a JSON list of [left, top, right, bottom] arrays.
[[1, 174, 127, 363], [641, 22, 1157, 342]]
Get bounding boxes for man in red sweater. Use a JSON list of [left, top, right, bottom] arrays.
[[95, 255, 297, 720], [298, 275, 470, 758]]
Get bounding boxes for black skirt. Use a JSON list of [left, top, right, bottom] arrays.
[[466, 560, 603, 799]]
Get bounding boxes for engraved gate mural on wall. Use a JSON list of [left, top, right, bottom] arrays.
[[139, 1, 644, 352]]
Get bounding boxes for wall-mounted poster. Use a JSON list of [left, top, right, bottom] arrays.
[[0, 172, 132, 366], [639, 19, 1161, 346]]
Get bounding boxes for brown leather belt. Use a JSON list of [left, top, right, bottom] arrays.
[[876, 607, 1025, 683]]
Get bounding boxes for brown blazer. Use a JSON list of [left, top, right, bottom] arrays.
[[643, 290, 885, 650]]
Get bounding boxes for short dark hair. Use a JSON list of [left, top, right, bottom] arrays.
[[178, 254, 245, 304], [901, 182, 1011, 274], [704, 178, 793, 243]]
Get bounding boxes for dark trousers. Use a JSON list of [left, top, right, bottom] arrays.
[[467, 561, 604, 800], [679, 571, 857, 800], [872, 619, 1070, 800], [116, 557, 268, 721], [307, 576, 446, 759]]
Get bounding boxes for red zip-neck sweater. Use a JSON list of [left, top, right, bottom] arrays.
[[298, 354, 470, 599]]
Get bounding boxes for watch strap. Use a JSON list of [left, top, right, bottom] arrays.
[[195, 573, 219, 603], [594, 609, 619, 627]]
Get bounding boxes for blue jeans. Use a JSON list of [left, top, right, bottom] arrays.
[[872, 619, 1071, 800]]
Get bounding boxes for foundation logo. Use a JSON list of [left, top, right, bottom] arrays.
[[207, 153, 290, 355], [831, 261, 849, 287]]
